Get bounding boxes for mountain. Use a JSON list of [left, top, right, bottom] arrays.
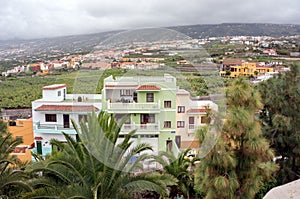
[[1, 23, 300, 65], [169, 23, 300, 38]]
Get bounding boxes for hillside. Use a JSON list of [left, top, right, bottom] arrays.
[[169, 23, 300, 38], [1, 23, 300, 71]]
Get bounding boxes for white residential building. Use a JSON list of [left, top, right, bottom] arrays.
[[176, 88, 218, 153], [32, 84, 102, 156]]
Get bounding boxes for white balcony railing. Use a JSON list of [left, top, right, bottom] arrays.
[[34, 122, 74, 131], [107, 100, 160, 112], [121, 123, 160, 132]]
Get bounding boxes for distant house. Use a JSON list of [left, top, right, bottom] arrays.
[[263, 49, 277, 56], [51, 60, 64, 69], [290, 52, 300, 57], [220, 62, 274, 78], [221, 58, 244, 71]]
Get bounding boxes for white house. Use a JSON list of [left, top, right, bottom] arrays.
[[32, 84, 102, 156]]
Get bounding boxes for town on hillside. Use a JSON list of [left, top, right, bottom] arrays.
[[0, 31, 299, 199]]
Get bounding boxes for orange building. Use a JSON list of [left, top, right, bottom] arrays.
[[6, 118, 34, 162]]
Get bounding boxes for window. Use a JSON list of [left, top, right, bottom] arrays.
[[189, 117, 195, 124], [189, 116, 195, 129], [164, 101, 171, 108], [16, 136, 23, 142], [177, 121, 185, 128], [120, 89, 131, 96], [177, 106, 185, 113], [115, 114, 130, 124], [78, 115, 88, 123], [141, 114, 155, 124], [140, 135, 159, 138], [45, 114, 57, 122], [58, 91, 61, 96], [164, 121, 171, 128], [146, 93, 154, 102]]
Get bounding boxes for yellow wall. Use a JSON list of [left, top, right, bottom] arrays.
[[6, 119, 33, 162], [220, 62, 274, 78]]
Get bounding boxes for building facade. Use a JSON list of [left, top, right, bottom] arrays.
[[5, 118, 34, 162], [32, 84, 102, 156], [102, 74, 218, 155], [102, 74, 178, 155], [176, 89, 218, 153]]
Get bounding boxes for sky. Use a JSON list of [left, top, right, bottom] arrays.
[[0, 0, 299, 40]]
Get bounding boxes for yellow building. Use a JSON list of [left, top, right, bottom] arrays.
[[256, 66, 274, 76], [6, 118, 34, 162], [220, 62, 274, 78]]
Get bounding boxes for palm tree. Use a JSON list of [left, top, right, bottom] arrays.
[[155, 148, 196, 198], [25, 111, 176, 198], [0, 126, 32, 198]]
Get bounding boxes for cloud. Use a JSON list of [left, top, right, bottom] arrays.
[[0, 0, 299, 40]]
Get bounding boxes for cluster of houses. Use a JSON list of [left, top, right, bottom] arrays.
[[1, 56, 82, 77], [219, 58, 290, 82], [3, 74, 218, 163]]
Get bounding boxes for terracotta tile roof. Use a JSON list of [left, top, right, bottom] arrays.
[[136, 85, 161, 91], [180, 140, 200, 149], [35, 105, 99, 112], [42, 84, 66, 90], [187, 108, 206, 113]]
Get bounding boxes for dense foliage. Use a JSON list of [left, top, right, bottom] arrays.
[[195, 78, 278, 198], [6, 112, 174, 198], [258, 65, 300, 185]]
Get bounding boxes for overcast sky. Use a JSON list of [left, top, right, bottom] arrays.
[[0, 0, 299, 40]]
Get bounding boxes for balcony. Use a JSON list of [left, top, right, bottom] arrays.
[[121, 123, 160, 133], [34, 122, 77, 134], [188, 124, 206, 131], [107, 100, 161, 113]]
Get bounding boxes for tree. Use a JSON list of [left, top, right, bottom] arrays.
[[155, 148, 196, 199], [195, 78, 277, 199], [25, 111, 176, 198], [258, 65, 300, 185]]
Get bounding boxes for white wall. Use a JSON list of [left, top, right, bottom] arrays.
[[42, 88, 66, 101]]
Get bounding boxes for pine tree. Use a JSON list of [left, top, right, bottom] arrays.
[[258, 65, 300, 184], [195, 78, 277, 199]]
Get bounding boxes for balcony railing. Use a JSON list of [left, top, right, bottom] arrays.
[[188, 124, 205, 130], [121, 123, 160, 132], [34, 122, 76, 134], [107, 100, 160, 112]]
